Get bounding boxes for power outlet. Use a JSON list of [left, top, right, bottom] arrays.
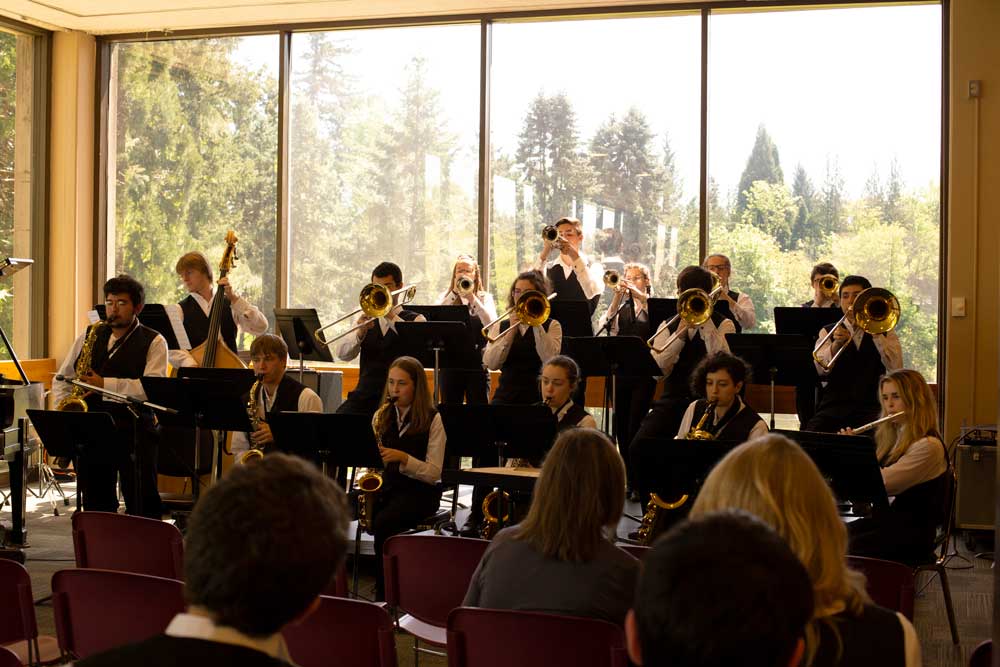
[[969, 80, 982, 98], [952, 296, 967, 317]]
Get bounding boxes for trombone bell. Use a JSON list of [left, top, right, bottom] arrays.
[[646, 285, 720, 354], [314, 283, 419, 348], [481, 291, 557, 344], [812, 287, 899, 371]]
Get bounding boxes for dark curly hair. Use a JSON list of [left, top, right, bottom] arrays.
[[689, 351, 752, 396]]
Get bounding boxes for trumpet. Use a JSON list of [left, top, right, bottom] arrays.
[[314, 282, 418, 347], [813, 287, 899, 371], [541, 225, 562, 244], [850, 411, 904, 435], [646, 283, 723, 354], [481, 290, 557, 344], [455, 275, 476, 297], [817, 274, 840, 300]]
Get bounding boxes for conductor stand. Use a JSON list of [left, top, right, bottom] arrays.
[[725, 333, 815, 429], [393, 318, 471, 405], [274, 308, 335, 384]]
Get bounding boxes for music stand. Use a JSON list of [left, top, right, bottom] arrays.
[[547, 300, 594, 338], [27, 410, 117, 514], [725, 333, 815, 429], [393, 320, 474, 405], [95, 304, 182, 350], [774, 307, 843, 339], [274, 308, 335, 384], [269, 412, 381, 478], [646, 298, 678, 335], [775, 429, 889, 510]]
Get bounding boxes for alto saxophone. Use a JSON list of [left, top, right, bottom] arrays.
[[237, 378, 265, 465], [635, 401, 716, 545], [57, 322, 108, 412], [357, 397, 395, 533]]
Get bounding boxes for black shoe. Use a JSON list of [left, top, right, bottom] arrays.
[[459, 519, 482, 538]]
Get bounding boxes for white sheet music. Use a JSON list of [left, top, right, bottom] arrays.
[[164, 303, 192, 350]]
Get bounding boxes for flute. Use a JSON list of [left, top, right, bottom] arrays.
[[851, 411, 904, 434]]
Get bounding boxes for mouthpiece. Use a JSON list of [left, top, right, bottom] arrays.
[[387, 396, 398, 404], [55, 374, 67, 382]]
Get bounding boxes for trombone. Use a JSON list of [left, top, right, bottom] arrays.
[[813, 287, 899, 371], [646, 281, 724, 354], [481, 290, 557, 344], [314, 282, 418, 347]]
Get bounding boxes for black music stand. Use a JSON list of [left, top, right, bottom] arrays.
[[393, 320, 473, 405], [646, 298, 678, 335], [27, 410, 117, 514], [773, 307, 843, 338], [775, 429, 889, 510], [548, 300, 594, 338], [269, 412, 382, 478], [725, 333, 815, 429], [274, 308, 335, 384], [95, 304, 182, 350]]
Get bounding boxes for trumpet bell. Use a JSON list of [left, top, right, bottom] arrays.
[[854, 287, 900, 334], [456, 276, 475, 296], [818, 274, 839, 299], [541, 225, 559, 243], [603, 270, 620, 288]]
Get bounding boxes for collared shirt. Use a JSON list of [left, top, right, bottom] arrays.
[[649, 317, 735, 377], [728, 291, 756, 329], [52, 324, 168, 405], [390, 404, 446, 484], [166, 290, 269, 369], [881, 435, 947, 497], [163, 612, 292, 663], [675, 397, 768, 441], [813, 320, 903, 375], [230, 378, 324, 459], [552, 399, 597, 430], [437, 290, 499, 326], [482, 319, 563, 371], [335, 304, 428, 362], [539, 253, 604, 301], [596, 298, 648, 336]]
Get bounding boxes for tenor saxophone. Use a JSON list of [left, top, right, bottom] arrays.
[[57, 322, 108, 412], [237, 378, 265, 465], [357, 397, 394, 533]]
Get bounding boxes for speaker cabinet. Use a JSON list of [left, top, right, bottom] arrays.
[[956, 444, 996, 530]]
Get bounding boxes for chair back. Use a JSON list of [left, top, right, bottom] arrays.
[[617, 544, 650, 560], [321, 564, 349, 598], [846, 556, 915, 620], [383, 535, 489, 627], [447, 607, 627, 667], [0, 646, 21, 667], [0, 559, 37, 645], [52, 568, 185, 659], [969, 640, 992, 667], [283, 595, 397, 667], [935, 466, 958, 560], [72, 511, 185, 580]]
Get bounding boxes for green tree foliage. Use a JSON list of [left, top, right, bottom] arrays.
[[0, 33, 14, 356], [740, 181, 797, 251], [736, 125, 784, 216], [791, 163, 818, 248]]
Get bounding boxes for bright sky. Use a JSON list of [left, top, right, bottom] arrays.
[[235, 3, 942, 203]]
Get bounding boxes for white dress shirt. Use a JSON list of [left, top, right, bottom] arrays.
[[335, 304, 427, 362], [166, 291, 269, 369], [596, 299, 648, 336], [52, 323, 168, 405], [437, 290, 499, 326], [540, 253, 604, 301], [649, 318, 735, 377], [729, 291, 756, 330], [882, 435, 947, 497], [230, 377, 324, 458], [675, 397, 768, 441], [813, 321, 903, 375], [392, 405, 446, 485], [482, 320, 563, 370], [554, 399, 597, 430]]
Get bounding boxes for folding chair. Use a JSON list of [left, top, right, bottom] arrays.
[[283, 595, 397, 667], [52, 569, 185, 660], [617, 544, 650, 560], [447, 608, 628, 667], [969, 639, 992, 667], [0, 560, 60, 666], [910, 467, 960, 645], [383, 535, 489, 665], [0, 647, 22, 667], [72, 511, 185, 580], [846, 555, 915, 619]]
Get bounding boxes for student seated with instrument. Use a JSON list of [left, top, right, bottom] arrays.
[[842, 369, 949, 564], [691, 434, 920, 667], [368, 356, 446, 601], [676, 352, 768, 442], [537, 216, 604, 316], [230, 334, 323, 464], [168, 250, 269, 369], [803, 262, 841, 308], [436, 253, 497, 405], [806, 275, 902, 433], [336, 262, 425, 417], [77, 454, 350, 667], [703, 253, 755, 332], [627, 511, 814, 667], [463, 428, 639, 626]]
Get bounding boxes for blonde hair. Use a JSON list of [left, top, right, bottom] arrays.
[[875, 369, 942, 466], [379, 356, 435, 435], [623, 262, 652, 294], [451, 254, 484, 296], [514, 428, 625, 562], [175, 252, 213, 282], [690, 434, 870, 660]]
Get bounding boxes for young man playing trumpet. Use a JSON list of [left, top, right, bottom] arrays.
[[231, 334, 323, 463], [805, 275, 902, 433], [335, 262, 425, 417], [702, 254, 755, 332], [537, 217, 604, 317]]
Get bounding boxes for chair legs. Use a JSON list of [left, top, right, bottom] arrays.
[[916, 562, 959, 645]]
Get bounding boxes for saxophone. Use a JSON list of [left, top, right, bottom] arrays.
[[357, 397, 394, 533], [635, 401, 716, 545], [237, 378, 265, 465], [57, 322, 108, 412]]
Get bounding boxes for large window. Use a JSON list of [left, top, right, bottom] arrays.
[[707, 5, 941, 379], [489, 15, 702, 311], [287, 25, 481, 329], [107, 36, 279, 347]]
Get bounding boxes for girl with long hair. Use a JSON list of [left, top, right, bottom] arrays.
[[437, 254, 497, 405]]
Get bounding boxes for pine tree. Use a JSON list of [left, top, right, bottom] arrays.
[[790, 163, 817, 249], [736, 125, 784, 216]]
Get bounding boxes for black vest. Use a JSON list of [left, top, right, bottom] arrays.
[[350, 310, 420, 405], [75, 634, 292, 667], [661, 312, 728, 402], [616, 300, 651, 340], [883, 439, 949, 563], [77, 322, 160, 412], [180, 293, 238, 352], [688, 398, 764, 442], [556, 401, 590, 434], [249, 374, 308, 420], [812, 604, 905, 667], [817, 332, 886, 416], [379, 408, 436, 495], [492, 321, 551, 405], [712, 295, 743, 333], [547, 264, 599, 316]]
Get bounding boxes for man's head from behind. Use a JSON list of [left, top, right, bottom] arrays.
[[627, 510, 813, 667], [184, 453, 349, 637]]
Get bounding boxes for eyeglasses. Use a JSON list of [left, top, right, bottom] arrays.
[[705, 264, 730, 272], [104, 299, 131, 308]]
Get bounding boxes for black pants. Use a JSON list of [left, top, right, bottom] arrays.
[[612, 376, 656, 489], [82, 410, 162, 518], [372, 483, 442, 600], [440, 368, 490, 406]]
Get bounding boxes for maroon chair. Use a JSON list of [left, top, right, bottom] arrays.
[[283, 595, 397, 667], [0, 647, 22, 667], [846, 555, 915, 620], [0, 559, 61, 666], [969, 640, 992, 667], [321, 564, 349, 598], [52, 568, 185, 660], [383, 535, 489, 662], [72, 511, 184, 580], [617, 544, 650, 560], [447, 608, 627, 667]]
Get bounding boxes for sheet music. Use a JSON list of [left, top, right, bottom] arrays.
[[164, 303, 192, 350], [86, 309, 100, 324]]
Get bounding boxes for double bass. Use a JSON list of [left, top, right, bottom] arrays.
[[188, 230, 246, 369]]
